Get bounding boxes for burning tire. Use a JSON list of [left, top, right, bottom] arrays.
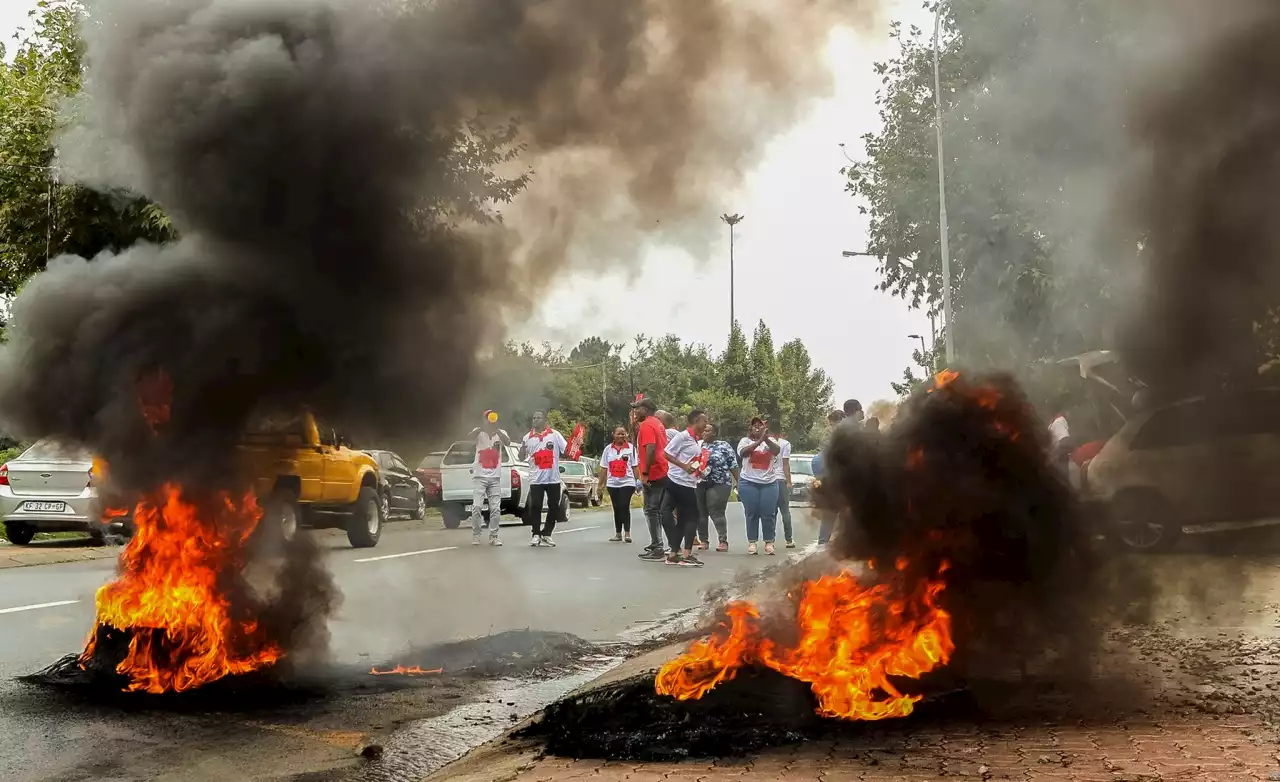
[[1112, 490, 1178, 551], [346, 486, 382, 548], [4, 522, 34, 546], [411, 491, 426, 520]]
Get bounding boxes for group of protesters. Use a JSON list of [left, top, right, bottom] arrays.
[[465, 396, 873, 561]]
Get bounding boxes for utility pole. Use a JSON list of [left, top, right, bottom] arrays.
[[933, 6, 955, 366], [721, 213, 744, 333]]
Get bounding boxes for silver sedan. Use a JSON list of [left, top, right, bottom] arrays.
[[0, 441, 128, 545]]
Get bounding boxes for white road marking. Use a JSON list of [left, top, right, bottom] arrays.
[[550, 525, 602, 536], [0, 599, 79, 615], [354, 546, 456, 563]]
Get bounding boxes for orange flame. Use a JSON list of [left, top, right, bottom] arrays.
[[81, 486, 281, 693], [931, 369, 960, 390], [369, 665, 444, 676], [655, 564, 953, 721]]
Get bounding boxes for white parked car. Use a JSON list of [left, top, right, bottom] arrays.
[[0, 440, 130, 545], [437, 436, 570, 529], [788, 454, 817, 504]]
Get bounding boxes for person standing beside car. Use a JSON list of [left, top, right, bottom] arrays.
[[770, 426, 795, 548], [520, 411, 568, 547], [468, 410, 510, 547], [598, 425, 638, 543], [738, 416, 782, 555], [696, 423, 738, 552]]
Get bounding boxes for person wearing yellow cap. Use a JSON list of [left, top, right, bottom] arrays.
[[468, 410, 511, 546]]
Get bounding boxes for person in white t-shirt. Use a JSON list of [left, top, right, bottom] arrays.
[[738, 416, 782, 555], [662, 407, 710, 567], [657, 410, 679, 442], [468, 410, 511, 546], [519, 411, 568, 547], [598, 425, 639, 543], [769, 427, 795, 548]]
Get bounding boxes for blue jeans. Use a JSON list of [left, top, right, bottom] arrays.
[[739, 480, 779, 543]]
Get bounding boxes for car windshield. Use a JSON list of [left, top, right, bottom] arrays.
[[418, 453, 445, 470], [443, 442, 475, 465], [560, 462, 586, 476], [20, 439, 91, 461], [790, 457, 814, 476]]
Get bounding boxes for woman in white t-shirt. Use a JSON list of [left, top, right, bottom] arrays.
[[597, 426, 639, 543], [737, 416, 782, 555]]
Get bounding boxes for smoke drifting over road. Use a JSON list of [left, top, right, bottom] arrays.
[[0, 0, 879, 491]]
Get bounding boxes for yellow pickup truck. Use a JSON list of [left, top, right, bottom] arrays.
[[240, 410, 384, 548]]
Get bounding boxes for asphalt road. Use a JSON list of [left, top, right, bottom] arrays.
[[0, 502, 823, 781]]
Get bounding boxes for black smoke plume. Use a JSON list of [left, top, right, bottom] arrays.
[[818, 372, 1142, 682], [0, 0, 881, 672], [1117, 0, 1280, 394]]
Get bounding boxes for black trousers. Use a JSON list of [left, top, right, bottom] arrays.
[[527, 483, 562, 537], [661, 481, 700, 552], [608, 485, 635, 534]]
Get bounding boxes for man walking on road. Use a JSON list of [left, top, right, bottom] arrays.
[[632, 398, 669, 561], [662, 408, 710, 567], [520, 411, 568, 547], [468, 410, 510, 546]]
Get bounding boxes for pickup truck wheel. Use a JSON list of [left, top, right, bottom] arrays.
[[411, 492, 427, 520], [4, 523, 34, 546], [263, 490, 301, 543], [442, 503, 465, 529], [346, 487, 382, 548]]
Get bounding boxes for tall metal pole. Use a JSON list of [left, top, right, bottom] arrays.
[[933, 7, 955, 366], [721, 214, 744, 334]]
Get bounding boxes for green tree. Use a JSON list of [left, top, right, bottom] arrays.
[[687, 388, 755, 442], [749, 320, 781, 424], [845, 0, 1141, 378], [0, 0, 176, 294], [776, 338, 833, 449], [719, 320, 752, 400]]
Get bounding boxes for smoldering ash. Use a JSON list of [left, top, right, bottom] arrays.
[[0, 0, 880, 492]]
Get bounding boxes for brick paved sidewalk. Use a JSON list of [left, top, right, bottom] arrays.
[[433, 714, 1278, 782]]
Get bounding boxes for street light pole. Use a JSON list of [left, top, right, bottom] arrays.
[[908, 334, 928, 358], [721, 214, 744, 333], [933, 5, 955, 366]]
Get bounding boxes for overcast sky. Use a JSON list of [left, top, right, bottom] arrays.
[[1, 0, 934, 407]]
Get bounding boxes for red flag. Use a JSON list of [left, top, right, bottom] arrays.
[[565, 422, 586, 461]]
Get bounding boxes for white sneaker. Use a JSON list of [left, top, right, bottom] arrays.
[[530, 537, 541, 547], [490, 537, 503, 547], [471, 536, 481, 546], [540, 535, 556, 547]]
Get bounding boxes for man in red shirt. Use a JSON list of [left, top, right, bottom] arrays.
[[631, 397, 670, 561]]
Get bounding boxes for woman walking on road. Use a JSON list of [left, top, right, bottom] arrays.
[[598, 426, 638, 542], [738, 416, 782, 555], [696, 423, 737, 552]]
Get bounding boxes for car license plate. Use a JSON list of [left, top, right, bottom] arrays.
[[23, 500, 66, 513]]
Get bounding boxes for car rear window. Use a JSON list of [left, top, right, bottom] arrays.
[[560, 462, 586, 476], [418, 453, 445, 470], [443, 442, 475, 465], [21, 440, 90, 461]]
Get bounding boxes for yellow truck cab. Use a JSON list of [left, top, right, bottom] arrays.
[[239, 410, 384, 548]]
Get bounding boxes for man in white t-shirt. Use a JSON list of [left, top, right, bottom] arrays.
[[520, 411, 568, 547], [468, 410, 510, 546], [769, 427, 795, 548], [657, 410, 679, 442], [662, 407, 709, 567]]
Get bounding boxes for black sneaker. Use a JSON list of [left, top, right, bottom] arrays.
[[639, 549, 666, 562], [664, 553, 683, 566], [680, 555, 705, 568]]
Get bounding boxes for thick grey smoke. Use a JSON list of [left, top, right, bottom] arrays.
[[0, 0, 879, 493], [1115, 0, 1280, 393]]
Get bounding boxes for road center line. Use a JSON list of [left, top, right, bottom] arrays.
[[552, 525, 602, 535], [0, 599, 79, 615], [354, 546, 456, 563]]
